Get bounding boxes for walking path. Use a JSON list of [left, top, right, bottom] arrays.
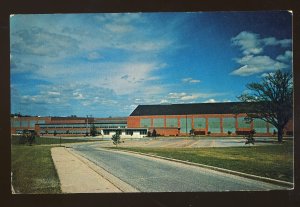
[[51, 147, 122, 193]]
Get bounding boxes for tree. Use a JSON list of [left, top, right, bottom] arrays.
[[112, 130, 121, 147], [90, 124, 97, 137], [238, 70, 293, 143], [54, 130, 57, 136]]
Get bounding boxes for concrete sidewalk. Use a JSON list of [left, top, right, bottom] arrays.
[[51, 147, 122, 193]]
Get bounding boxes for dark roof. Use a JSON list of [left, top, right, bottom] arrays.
[[129, 102, 260, 116]]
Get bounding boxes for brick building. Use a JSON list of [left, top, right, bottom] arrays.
[[10, 102, 293, 138], [127, 102, 293, 136]]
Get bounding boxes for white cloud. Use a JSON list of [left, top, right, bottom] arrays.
[[204, 99, 216, 103], [231, 55, 288, 76], [87, 51, 102, 60], [262, 37, 292, 47], [231, 32, 292, 76], [231, 31, 263, 55], [182, 77, 201, 83], [231, 31, 292, 56], [167, 92, 222, 102], [276, 50, 292, 62]]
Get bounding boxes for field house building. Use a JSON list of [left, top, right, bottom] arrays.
[[11, 102, 293, 138]]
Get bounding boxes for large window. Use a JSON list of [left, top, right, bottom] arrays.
[[208, 118, 221, 133], [29, 120, 36, 128], [180, 118, 192, 133], [253, 119, 267, 133], [223, 117, 236, 133], [12, 120, 20, 127], [153, 118, 164, 127], [166, 118, 178, 127], [140, 118, 151, 127], [237, 117, 251, 128], [269, 123, 277, 134], [21, 120, 28, 127], [194, 118, 206, 129]]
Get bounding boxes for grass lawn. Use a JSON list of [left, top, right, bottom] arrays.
[[111, 141, 293, 182], [11, 145, 61, 193], [11, 135, 99, 145]]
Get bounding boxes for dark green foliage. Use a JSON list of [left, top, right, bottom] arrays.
[[112, 131, 121, 147]]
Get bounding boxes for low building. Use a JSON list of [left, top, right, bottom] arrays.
[[10, 102, 293, 138], [127, 102, 293, 137]]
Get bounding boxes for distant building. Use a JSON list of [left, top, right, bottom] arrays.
[[127, 102, 293, 136], [10, 102, 293, 138]]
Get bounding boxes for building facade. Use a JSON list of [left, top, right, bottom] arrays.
[[11, 102, 293, 138], [127, 102, 293, 137]]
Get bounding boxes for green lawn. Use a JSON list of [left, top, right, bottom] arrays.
[[111, 141, 293, 182], [11, 145, 61, 194], [11, 135, 99, 145]]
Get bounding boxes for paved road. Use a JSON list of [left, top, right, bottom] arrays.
[[71, 143, 287, 192]]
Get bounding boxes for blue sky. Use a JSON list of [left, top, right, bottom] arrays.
[[10, 11, 292, 117]]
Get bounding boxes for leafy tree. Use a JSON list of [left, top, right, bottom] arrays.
[[112, 130, 121, 147], [238, 70, 293, 143], [90, 124, 97, 137], [54, 130, 57, 136]]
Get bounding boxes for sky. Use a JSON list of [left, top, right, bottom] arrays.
[[10, 11, 293, 117]]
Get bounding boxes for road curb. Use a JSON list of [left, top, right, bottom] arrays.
[[66, 147, 139, 192], [109, 148, 294, 189]]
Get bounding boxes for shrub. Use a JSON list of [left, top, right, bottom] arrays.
[[112, 133, 121, 147]]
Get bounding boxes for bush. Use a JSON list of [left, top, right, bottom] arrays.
[[227, 131, 232, 135], [112, 133, 121, 147], [207, 131, 211, 135]]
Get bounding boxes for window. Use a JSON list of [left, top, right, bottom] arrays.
[[269, 123, 277, 134], [140, 130, 147, 135], [166, 118, 178, 127], [29, 120, 36, 127], [21, 120, 28, 127], [208, 118, 221, 133], [38, 120, 45, 124], [194, 118, 206, 129], [140, 118, 151, 127], [153, 118, 164, 127], [253, 119, 267, 133], [180, 118, 192, 133], [237, 117, 250, 128], [12, 120, 21, 127], [223, 117, 236, 133]]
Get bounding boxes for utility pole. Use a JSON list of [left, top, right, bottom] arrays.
[[186, 114, 188, 137], [86, 115, 88, 136]]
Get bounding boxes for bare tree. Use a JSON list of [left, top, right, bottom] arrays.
[[238, 70, 293, 142]]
